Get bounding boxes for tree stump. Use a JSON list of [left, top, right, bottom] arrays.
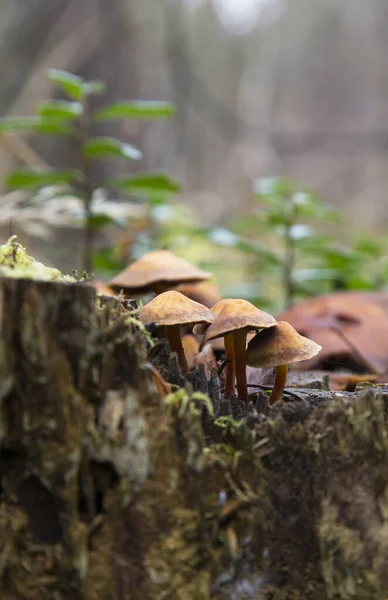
[[0, 278, 266, 599]]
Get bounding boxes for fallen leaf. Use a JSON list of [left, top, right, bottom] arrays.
[[277, 292, 388, 374]]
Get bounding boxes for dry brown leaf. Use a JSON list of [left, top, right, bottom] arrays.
[[194, 342, 218, 379], [277, 292, 388, 374]]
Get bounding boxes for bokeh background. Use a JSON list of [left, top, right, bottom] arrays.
[[1, 0, 388, 309]]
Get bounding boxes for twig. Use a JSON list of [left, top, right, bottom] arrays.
[[219, 358, 306, 401], [0, 133, 47, 168], [246, 383, 306, 402], [78, 98, 94, 273], [330, 325, 377, 373]]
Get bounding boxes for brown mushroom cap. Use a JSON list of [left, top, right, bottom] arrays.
[[139, 290, 214, 327], [203, 298, 277, 343], [90, 279, 115, 296], [246, 321, 322, 368], [109, 250, 212, 293], [175, 281, 222, 308]]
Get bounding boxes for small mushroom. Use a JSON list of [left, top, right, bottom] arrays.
[[246, 321, 322, 404], [109, 250, 212, 296], [90, 279, 115, 296], [139, 290, 213, 373], [181, 334, 201, 370], [197, 299, 277, 404], [174, 281, 222, 308]]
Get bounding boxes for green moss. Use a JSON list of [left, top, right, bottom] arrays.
[[0, 236, 75, 282], [164, 389, 214, 417]]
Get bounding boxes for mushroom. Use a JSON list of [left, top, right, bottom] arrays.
[[139, 290, 213, 373], [109, 250, 212, 296], [174, 281, 222, 308], [246, 321, 322, 404], [196, 299, 277, 404], [181, 334, 200, 370], [90, 279, 115, 296]]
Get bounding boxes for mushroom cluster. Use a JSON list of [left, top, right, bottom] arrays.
[[194, 299, 277, 404], [94, 249, 322, 404], [140, 291, 321, 404]]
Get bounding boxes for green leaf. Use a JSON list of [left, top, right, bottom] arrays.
[[290, 192, 341, 222], [254, 176, 293, 198], [0, 116, 72, 135], [208, 228, 239, 247], [37, 100, 83, 120], [88, 214, 118, 229], [82, 80, 106, 96], [150, 204, 176, 224], [228, 214, 263, 236], [321, 245, 362, 270], [293, 234, 333, 253], [292, 281, 333, 298], [0, 116, 42, 132], [263, 209, 287, 227], [6, 168, 77, 190], [292, 268, 342, 283], [83, 137, 142, 160], [206, 228, 281, 265], [148, 195, 174, 206], [94, 101, 175, 120], [109, 172, 181, 194], [343, 276, 375, 290], [92, 247, 123, 272], [317, 206, 342, 223], [354, 237, 385, 258], [298, 203, 341, 223], [35, 119, 73, 135], [235, 238, 281, 264], [47, 69, 85, 100], [254, 193, 285, 211], [288, 224, 313, 240]]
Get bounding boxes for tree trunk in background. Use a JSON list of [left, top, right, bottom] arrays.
[[2, 0, 388, 254], [0, 0, 142, 185], [0, 0, 70, 114]]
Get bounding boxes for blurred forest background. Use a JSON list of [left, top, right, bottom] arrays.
[[1, 0, 388, 304]]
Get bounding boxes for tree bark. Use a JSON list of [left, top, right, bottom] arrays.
[[0, 278, 266, 599], [2, 277, 388, 599]]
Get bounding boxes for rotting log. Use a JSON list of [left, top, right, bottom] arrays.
[[0, 277, 266, 600], [258, 389, 388, 600], [2, 276, 388, 599]]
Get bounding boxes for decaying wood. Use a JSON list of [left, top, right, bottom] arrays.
[[1, 277, 388, 599], [0, 278, 266, 600]]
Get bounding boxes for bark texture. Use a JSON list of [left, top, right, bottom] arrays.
[[1, 277, 388, 599], [0, 278, 266, 599]]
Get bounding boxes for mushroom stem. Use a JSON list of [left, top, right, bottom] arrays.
[[233, 330, 248, 404], [224, 333, 236, 397], [145, 362, 171, 398], [270, 364, 288, 404], [166, 324, 189, 374]]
